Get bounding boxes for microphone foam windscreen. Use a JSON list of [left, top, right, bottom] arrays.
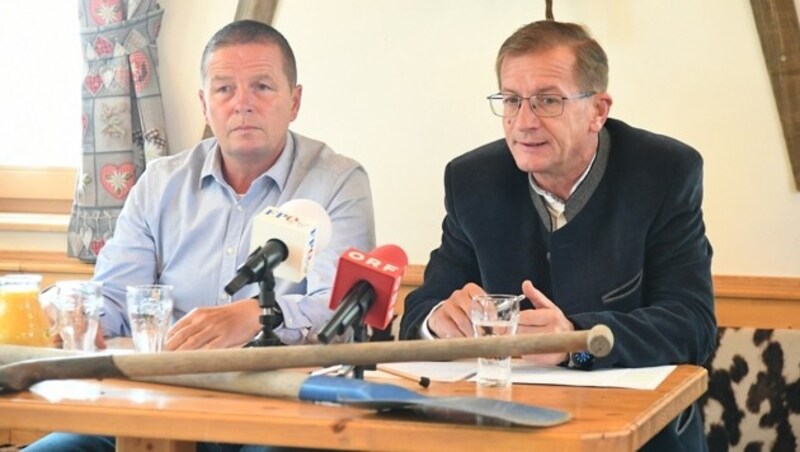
[[280, 199, 332, 251], [249, 199, 332, 283], [329, 244, 408, 330]]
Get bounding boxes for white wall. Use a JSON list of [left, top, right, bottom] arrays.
[[156, 0, 800, 276]]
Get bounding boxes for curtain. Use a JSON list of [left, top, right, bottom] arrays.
[[68, 0, 168, 262]]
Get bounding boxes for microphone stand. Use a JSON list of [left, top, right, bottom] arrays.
[[350, 322, 368, 379], [225, 240, 288, 348], [330, 324, 368, 380], [245, 268, 284, 348], [318, 281, 375, 379]]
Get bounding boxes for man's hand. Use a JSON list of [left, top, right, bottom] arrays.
[[42, 301, 107, 351], [426, 283, 485, 339], [519, 280, 574, 365], [165, 299, 261, 350], [48, 324, 106, 350], [94, 327, 107, 350]]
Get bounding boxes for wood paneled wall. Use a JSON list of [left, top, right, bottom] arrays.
[[397, 267, 800, 330], [1, 252, 798, 330]]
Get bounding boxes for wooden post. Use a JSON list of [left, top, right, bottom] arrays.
[[236, 0, 279, 24], [750, 0, 800, 190]]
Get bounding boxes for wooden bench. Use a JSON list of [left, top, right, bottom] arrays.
[[0, 250, 94, 288]]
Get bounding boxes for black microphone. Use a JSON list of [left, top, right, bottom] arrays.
[[318, 245, 408, 344], [224, 199, 332, 296], [224, 240, 287, 295]]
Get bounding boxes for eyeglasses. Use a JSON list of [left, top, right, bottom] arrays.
[[486, 92, 595, 118]]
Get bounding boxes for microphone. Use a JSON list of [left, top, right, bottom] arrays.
[[225, 199, 332, 296], [317, 244, 408, 344]]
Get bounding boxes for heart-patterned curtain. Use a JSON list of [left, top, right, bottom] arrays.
[[68, 0, 169, 262]]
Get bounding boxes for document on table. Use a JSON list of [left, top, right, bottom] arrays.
[[508, 362, 677, 390], [377, 360, 676, 390], [376, 360, 478, 383]]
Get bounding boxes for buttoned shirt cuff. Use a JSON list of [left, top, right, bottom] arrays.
[[273, 294, 313, 345], [418, 300, 446, 340]]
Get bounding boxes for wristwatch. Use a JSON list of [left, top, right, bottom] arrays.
[[568, 350, 595, 370]]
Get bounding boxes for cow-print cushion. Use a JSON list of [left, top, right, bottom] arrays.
[[701, 327, 800, 451]]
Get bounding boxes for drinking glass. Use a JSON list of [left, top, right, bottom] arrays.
[[126, 284, 173, 353], [471, 294, 521, 387], [52, 280, 103, 351]]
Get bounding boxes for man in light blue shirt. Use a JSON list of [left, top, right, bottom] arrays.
[[25, 19, 375, 452], [94, 19, 375, 349]]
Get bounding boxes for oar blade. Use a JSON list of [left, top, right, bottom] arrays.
[[299, 375, 426, 404], [413, 396, 571, 427], [298, 376, 570, 427], [342, 396, 570, 427]]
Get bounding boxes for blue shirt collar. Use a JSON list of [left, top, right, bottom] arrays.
[[200, 132, 295, 194]]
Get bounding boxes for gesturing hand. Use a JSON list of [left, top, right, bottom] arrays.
[[518, 280, 574, 366]]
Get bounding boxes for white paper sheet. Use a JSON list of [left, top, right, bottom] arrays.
[[377, 361, 477, 382], [507, 363, 677, 390], [376, 360, 676, 390]]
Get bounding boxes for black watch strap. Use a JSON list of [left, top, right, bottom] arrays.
[[568, 351, 595, 370]]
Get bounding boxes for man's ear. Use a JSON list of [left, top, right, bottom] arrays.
[[289, 84, 303, 122], [590, 92, 613, 133], [198, 89, 208, 120]]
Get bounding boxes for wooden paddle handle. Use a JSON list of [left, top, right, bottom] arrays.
[[586, 324, 614, 357], [0, 325, 614, 390], [116, 325, 615, 376], [0, 325, 609, 368]]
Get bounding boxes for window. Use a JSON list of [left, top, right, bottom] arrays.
[[0, 1, 82, 213]]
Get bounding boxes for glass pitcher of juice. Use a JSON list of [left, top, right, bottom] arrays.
[[0, 274, 51, 346]]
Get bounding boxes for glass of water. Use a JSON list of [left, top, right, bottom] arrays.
[[52, 280, 103, 351], [470, 294, 521, 387], [126, 284, 173, 353]]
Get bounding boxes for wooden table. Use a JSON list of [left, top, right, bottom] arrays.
[[0, 365, 706, 451]]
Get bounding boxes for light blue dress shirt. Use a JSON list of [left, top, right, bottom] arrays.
[[95, 131, 376, 344]]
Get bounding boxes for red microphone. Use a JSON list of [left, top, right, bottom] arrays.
[[317, 244, 408, 343]]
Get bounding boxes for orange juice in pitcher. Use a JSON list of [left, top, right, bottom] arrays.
[[0, 274, 51, 346]]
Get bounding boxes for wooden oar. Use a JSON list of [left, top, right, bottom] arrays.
[[0, 325, 613, 392], [0, 345, 574, 427]]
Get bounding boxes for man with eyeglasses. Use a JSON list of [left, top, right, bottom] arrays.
[[400, 20, 715, 451]]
